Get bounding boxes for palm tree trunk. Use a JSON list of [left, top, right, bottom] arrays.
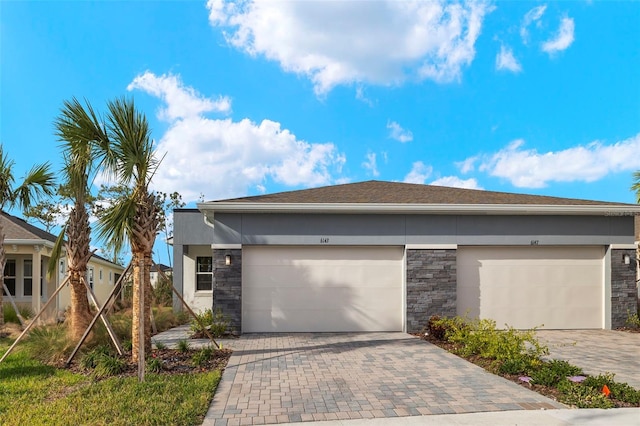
[[66, 204, 92, 340], [131, 252, 152, 362]]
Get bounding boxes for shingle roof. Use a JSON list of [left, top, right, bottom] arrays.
[[0, 211, 122, 267], [213, 180, 632, 206], [1, 211, 57, 242]]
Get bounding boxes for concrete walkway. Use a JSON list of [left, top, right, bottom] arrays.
[[537, 330, 640, 389], [201, 333, 563, 425]]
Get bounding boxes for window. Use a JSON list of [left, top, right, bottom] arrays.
[[109, 271, 113, 283], [196, 257, 213, 291], [3, 260, 16, 296], [99, 269, 103, 281], [23, 260, 33, 296], [88, 268, 94, 289]]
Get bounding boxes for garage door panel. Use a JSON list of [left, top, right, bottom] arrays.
[[458, 246, 604, 329], [243, 246, 403, 332]]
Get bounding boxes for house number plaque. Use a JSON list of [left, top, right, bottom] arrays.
[[320, 237, 330, 243]]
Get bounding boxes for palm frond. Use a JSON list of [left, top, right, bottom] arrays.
[[13, 162, 56, 210], [47, 225, 67, 279], [0, 144, 16, 209], [95, 196, 137, 257], [631, 171, 640, 204]]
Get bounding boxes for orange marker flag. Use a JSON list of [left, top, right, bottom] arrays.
[[602, 384, 611, 397]]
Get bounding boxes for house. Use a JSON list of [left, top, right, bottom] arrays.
[[150, 263, 172, 288], [1, 212, 126, 319], [172, 180, 639, 333]]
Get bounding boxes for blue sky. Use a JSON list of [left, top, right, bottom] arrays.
[[2, 1, 640, 263]]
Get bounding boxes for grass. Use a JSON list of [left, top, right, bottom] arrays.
[[0, 337, 223, 425]]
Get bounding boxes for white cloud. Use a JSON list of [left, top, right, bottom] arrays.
[[355, 86, 375, 107], [404, 161, 433, 184], [127, 71, 231, 121], [478, 134, 640, 188], [362, 152, 379, 177], [520, 5, 546, 43], [456, 156, 478, 174], [129, 71, 345, 202], [495, 45, 522, 72], [431, 176, 483, 189], [207, 0, 493, 95], [542, 17, 575, 54], [387, 121, 414, 143]]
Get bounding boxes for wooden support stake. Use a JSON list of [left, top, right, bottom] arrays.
[[2, 283, 25, 327], [65, 263, 132, 366], [80, 276, 124, 355], [0, 276, 71, 363]]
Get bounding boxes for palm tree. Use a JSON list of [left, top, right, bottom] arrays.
[[51, 98, 111, 340], [0, 145, 55, 326], [96, 98, 161, 362]]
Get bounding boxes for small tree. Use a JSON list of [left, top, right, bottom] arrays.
[[0, 145, 55, 326]]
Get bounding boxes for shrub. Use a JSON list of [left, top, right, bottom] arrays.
[[191, 346, 214, 367], [21, 325, 73, 365], [80, 345, 126, 378], [146, 356, 163, 373], [531, 360, 583, 387], [190, 308, 231, 338], [80, 346, 113, 369], [177, 339, 190, 353], [583, 373, 640, 404], [122, 339, 133, 352], [446, 318, 548, 363], [2, 303, 33, 325], [625, 309, 640, 329], [153, 276, 174, 307], [557, 380, 615, 409], [155, 341, 167, 350]]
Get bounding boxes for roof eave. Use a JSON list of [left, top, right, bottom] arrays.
[[197, 202, 640, 216]]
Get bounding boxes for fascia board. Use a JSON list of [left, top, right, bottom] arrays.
[[197, 202, 640, 216]]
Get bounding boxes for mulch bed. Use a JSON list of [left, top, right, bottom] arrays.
[[66, 347, 232, 378]]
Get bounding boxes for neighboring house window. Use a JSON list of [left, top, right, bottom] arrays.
[[59, 260, 65, 277], [23, 260, 33, 296], [196, 257, 213, 291], [99, 269, 103, 282], [3, 259, 16, 296], [109, 271, 113, 283], [88, 268, 94, 289]]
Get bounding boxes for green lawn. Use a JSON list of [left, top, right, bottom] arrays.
[[0, 340, 221, 426]]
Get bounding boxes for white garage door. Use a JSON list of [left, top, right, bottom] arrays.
[[457, 246, 604, 329], [242, 246, 404, 332]]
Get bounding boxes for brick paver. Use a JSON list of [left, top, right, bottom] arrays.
[[537, 329, 640, 389], [201, 333, 563, 425]]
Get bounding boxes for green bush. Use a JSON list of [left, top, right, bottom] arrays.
[[531, 360, 583, 387], [2, 303, 33, 324], [177, 339, 190, 353], [557, 380, 615, 408], [146, 356, 163, 373], [191, 346, 214, 367], [21, 325, 73, 365], [80, 346, 114, 369], [625, 309, 640, 329], [153, 276, 174, 307], [190, 308, 231, 338], [80, 346, 126, 378], [446, 318, 548, 363], [583, 374, 640, 404], [155, 341, 167, 350]]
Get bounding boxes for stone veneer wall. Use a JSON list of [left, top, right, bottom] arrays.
[[212, 249, 242, 334], [611, 248, 637, 329], [406, 249, 457, 333]]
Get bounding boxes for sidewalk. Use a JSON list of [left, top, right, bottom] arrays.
[[274, 408, 640, 426]]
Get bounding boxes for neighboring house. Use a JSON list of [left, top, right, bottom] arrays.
[[172, 180, 639, 333], [150, 263, 172, 288], [1, 212, 126, 319]]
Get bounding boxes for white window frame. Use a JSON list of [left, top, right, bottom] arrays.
[[4, 259, 16, 296], [196, 256, 213, 291], [23, 259, 33, 297]]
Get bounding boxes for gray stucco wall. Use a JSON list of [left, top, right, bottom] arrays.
[[406, 249, 457, 333], [210, 213, 634, 246], [610, 249, 638, 329], [212, 248, 242, 333]]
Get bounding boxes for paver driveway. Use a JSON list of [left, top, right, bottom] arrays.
[[537, 330, 640, 390], [203, 333, 562, 425]]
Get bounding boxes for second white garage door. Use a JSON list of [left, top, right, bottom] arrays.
[[242, 246, 404, 332], [457, 246, 604, 329]]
